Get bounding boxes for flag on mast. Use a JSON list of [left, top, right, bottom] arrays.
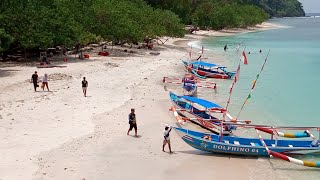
[[234, 64, 240, 83], [242, 51, 248, 65]]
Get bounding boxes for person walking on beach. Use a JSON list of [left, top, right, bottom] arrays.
[[82, 77, 88, 97], [224, 44, 228, 51], [42, 73, 49, 91], [163, 124, 172, 153], [127, 108, 137, 137], [31, 71, 39, 91]]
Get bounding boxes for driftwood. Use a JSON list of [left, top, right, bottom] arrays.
[[187, 25, 199, 34], [156, 37, 170, 45]]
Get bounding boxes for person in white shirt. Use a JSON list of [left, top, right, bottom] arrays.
[[162, 124, 172, 153], [42, 73, 49, 91]]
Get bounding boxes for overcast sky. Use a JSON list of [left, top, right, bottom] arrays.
[[299, 0, 320, 13]]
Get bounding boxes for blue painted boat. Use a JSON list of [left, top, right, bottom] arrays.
[[182, 60, 235, 79], [163, 74, 217, 97], [174, 127, 320, 156], [170, 91, 236, 135]]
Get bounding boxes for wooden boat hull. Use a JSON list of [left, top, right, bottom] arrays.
[[175, 127, 320, 156], [187, 67, 229, 79], [182, 60, 233, 79]]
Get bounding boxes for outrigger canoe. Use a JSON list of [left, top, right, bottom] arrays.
[[174, 127, 320, 156], [169, 91, 241, 135], [182, 60, 235, 79], [163, 74, 217, 97]]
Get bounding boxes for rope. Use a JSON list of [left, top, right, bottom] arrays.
[[236, 50, 271, 119]]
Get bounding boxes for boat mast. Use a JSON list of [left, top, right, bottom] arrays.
[[236, 50, 271, 119], [224, 47, 245, 120]]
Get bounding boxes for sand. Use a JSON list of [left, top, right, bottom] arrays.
[[0, 22, 286, 180]]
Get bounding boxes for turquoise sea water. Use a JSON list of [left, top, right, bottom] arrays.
[[196, 18, 320, 127], [192, 17, 320, 178]]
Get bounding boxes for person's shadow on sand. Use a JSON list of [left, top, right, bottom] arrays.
[[131, 135, 142, 138], [128, 134, 142, 138], [163, 151, 177, 155], [35, 90, 56, 92]]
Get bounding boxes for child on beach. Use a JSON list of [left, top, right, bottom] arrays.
[[82, 77, 88, 97], [31, 71, 39, 91], [127, 108, 137, 137], [42, 73, 49, 91], [163, 124, 172, 153]]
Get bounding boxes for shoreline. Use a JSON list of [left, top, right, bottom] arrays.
[[182, 21, 286, 49], [1, 22, 284, 180]]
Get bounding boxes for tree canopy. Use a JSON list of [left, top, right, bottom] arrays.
[[0, 0, 305, 54], [0, 0, 184, 53], [144, 0, 269, 30], [238, 0, 305, 17]]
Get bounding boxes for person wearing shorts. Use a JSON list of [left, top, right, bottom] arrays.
[[82, 77, 88, 97], [163, 124, 172, 153], [127, 108, 137, 137]]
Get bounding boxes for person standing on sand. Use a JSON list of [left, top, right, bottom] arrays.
[[224, 44, 228, 51], [82, 77, 88, 97], [127, 108, 137, 137], [31, 71, 39, 91], [42, 73, 50, 91], [162, 124, 172, 153]]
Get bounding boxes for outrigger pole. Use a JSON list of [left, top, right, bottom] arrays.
[[256, 129, 320, 168], [236, 49, 271, 119]]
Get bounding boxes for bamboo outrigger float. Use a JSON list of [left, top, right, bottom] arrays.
[[174, 125, 320, 168]]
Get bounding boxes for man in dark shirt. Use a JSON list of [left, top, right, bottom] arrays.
[[31, 71, 38, 91], [127, 108, 137, 137], [82, 77, 88, 97]]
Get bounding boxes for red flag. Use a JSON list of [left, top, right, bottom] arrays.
[[242, 51, 248, 65], [234, 64, 240, 83]]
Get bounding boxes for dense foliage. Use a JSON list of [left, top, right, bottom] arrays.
[[145, 0, 269, 30], [144, 0, 305, 28], [0, 0, 184, 53], [0, 0, 305, 55], [191, 2, 268, 30], [239, 0, 305, 17]]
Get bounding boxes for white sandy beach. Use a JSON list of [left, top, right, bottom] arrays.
[[0, 22, 297, 180]]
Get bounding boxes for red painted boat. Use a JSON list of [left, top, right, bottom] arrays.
[[182, 60, 235, 79]]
